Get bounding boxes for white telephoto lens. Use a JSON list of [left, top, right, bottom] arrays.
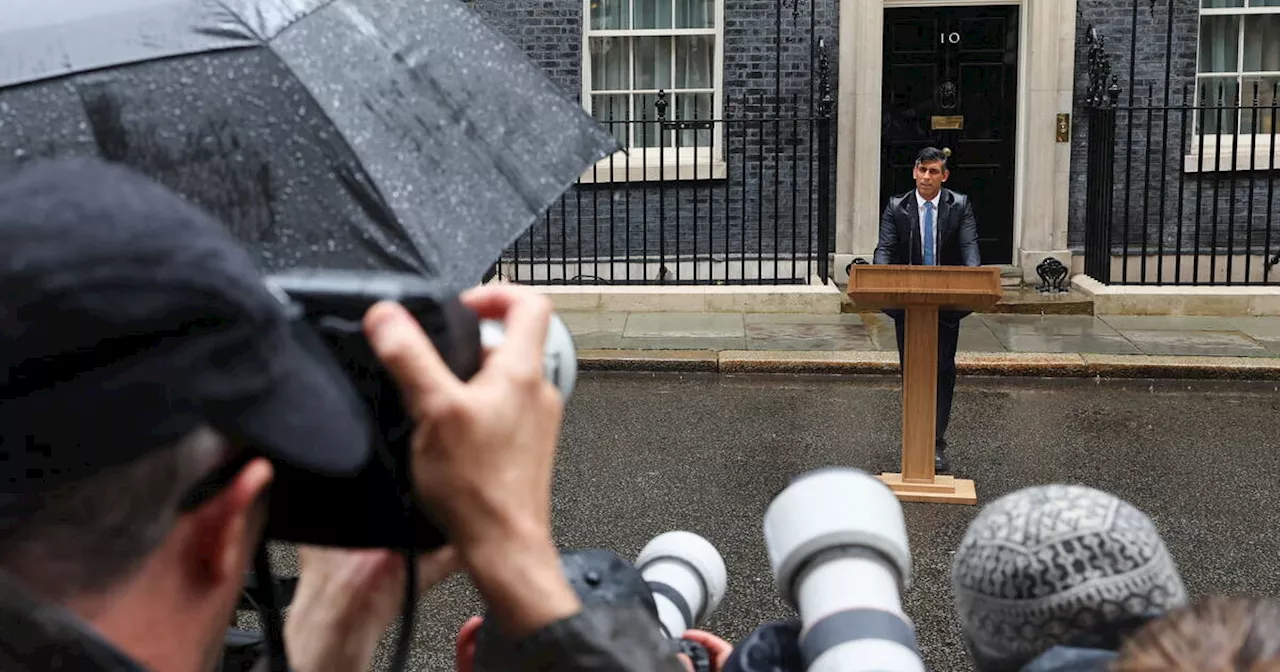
[[479, 313, 577, 400], [635, 531, 728, 639], [763, 468, 923, 672]]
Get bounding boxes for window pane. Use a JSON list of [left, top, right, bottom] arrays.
[[633, 0, 672, 29], [674, 0, 714, 28], [1198, 78, 1240, 134], [633, 36, 672, 90], [591, 94, 630, 146], [1247, 0, 1280, 6], [590, 0, 629, 30], [1199, 15, 1240, 73], [674, 36, 714, 89], [1240, 76, 1279, 134], [590, 37, 630, 91], [673, 93, 714, 148], [1202, 0, 1244, 6], [1242, 14, 1280, 72]]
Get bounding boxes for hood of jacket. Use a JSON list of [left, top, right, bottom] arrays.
[[0, 570, 146, 672]]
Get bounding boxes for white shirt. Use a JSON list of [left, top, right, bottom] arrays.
[[915, 191, 941, 258]]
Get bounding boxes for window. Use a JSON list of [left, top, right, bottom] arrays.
[[1196, 0, 1280, 135], [581, 0, 725, 179]]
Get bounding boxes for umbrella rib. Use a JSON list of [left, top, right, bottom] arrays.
[[246, 24, 434, 274], [215, 0, 344, 42]]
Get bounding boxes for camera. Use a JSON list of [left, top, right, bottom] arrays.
[[763, 468, 924, 672], [256, 269, 577, 550], [637, 531, 728, 672], [635, 531, 728, 639]]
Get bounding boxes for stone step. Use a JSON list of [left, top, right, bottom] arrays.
[[985, 286, 1094, 315]]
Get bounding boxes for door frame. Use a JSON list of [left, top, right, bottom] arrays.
[[835, 0, 1076, 278], [878, 0, 1025, 265]]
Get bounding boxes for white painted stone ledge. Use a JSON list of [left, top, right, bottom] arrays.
[[524, 276, 844, 314], [1073, 275, 1280, 316]]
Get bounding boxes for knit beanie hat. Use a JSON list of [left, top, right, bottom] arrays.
[[951, 484, 1187, 672]]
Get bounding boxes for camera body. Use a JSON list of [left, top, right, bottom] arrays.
[[256, 269, 579, 551], [257, 269, 481, 550]]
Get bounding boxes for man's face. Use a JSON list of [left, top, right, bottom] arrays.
[[913, 160, 948, 199]]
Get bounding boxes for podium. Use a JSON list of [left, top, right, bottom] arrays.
[[846, 265, 1002, 505]]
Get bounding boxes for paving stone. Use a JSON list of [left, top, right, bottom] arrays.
[[558, 311, 627, 335], [1230, 317, 1280, 339], [1101, 315, 1237, 332], [617, 336, 747, 350], [571, 333, 623, 349], [743, 313, 865, 326], [623, 312, 745, 338], [981, 315, 1140, 354], [1121, 330, 1272, 357], [959, 320, 1006, 353], [744, 322, 871, 344]]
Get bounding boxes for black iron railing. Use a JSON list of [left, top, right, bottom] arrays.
[[1080, 6, 1280, 286], [1085, 81, 1279, 286], [500, 97, 833, 286], [498, 33, 835, 287]]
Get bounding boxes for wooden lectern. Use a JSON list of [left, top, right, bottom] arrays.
[[846, 265, 1003, 505]]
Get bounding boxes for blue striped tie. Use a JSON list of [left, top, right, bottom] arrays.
[[923, 201, 935, 266]]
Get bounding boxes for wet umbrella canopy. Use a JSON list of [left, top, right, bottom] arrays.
[[0, 0, 617, 291]]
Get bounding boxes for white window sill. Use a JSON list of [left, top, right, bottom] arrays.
[[578, 153, 728, 184], [1183, 136, 1280, 173]]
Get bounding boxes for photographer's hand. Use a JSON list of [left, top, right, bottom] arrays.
[[680, 630, 733, 672], [284, 545, 459, 672], [364, 285, 579, 637]]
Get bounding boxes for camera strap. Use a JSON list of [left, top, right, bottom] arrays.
[[249, 542, 290, 672]]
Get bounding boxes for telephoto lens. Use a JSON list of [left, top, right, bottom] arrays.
[[479, 313, 577, 400], [634, 531, 728, 639], [762, 468, 924, 672]]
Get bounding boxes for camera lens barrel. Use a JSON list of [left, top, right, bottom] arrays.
[[763, 468, 923, 672], [634, 531, 728, 639], [479, 313, 578, 400]]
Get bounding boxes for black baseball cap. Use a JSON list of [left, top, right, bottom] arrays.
[[0, 157, 373, 495]]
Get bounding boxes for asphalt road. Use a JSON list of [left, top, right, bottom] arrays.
[[262, 372, 1280, 671]]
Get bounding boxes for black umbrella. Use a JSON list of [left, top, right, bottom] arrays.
[[0, 0, 617, 292]]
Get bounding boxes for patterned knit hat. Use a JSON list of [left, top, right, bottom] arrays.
[[951, 484, 1187, 672]]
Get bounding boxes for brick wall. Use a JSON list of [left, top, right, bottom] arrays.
[[471, 0, 841, 276], [1069, 0, 1278, 273]]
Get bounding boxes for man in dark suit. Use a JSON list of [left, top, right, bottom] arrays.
[[873, 146, 981, 474]]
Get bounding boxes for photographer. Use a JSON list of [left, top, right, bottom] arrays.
[[0, 157, 684, 672]]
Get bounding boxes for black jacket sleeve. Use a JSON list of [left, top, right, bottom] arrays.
[[473, 602, 687, 672], [957, 197, 981, 267], [872, 199, 898, 265]]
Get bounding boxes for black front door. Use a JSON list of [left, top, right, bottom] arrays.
[[880, 5, 1020, 265]]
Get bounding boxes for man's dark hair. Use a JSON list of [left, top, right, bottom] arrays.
[[915, 147, 949, 170], [0, 427, 230, 603]]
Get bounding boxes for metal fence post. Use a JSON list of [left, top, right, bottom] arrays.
[[1084, 105, 1118, 283], [815, 38, 833, 284], [1083, 26, 1121, 284]]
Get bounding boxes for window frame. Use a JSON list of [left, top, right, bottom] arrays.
[[1187, 1, 1280, 172], [579, 0, 727, 182]]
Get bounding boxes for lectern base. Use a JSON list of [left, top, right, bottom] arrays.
[[876, 473, 978, 505]]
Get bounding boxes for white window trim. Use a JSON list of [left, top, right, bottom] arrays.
[[1186, 2, 1280, 173], [580, 0, 726, 183]]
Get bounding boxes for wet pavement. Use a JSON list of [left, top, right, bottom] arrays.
[[265, 372, 1280, 671], [562, 311, 1280, 357]]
